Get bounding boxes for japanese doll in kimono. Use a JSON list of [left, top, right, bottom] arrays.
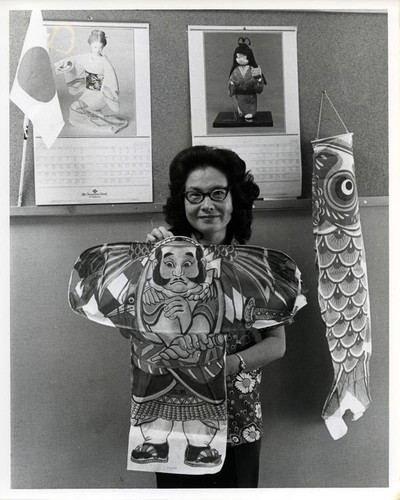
[[54, 30, 128, 134], [228, 37, 266, 121]]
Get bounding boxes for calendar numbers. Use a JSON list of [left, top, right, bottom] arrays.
[[193, 136, 302, 199], [34, 137, 153, 205]]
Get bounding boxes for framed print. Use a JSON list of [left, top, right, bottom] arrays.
[[188, 26, 302, 199], [34, 21, 152, 205]]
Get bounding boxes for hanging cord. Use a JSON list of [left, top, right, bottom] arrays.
[[316, 90, 349, 139]]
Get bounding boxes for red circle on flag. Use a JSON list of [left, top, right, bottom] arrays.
[[17, 47, 56, 103]]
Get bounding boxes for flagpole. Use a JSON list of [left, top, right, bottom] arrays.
[[17, 115, 30, 207]]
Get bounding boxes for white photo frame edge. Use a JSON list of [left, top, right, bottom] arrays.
[[188, 25, 300, 138]]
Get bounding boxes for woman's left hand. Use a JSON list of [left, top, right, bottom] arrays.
[[145, 226, 173, 243]]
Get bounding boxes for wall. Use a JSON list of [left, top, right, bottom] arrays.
[[9, 9, 388, 206], [10, 204, 388, 488]]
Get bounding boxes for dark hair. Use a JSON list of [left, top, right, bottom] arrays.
[[88, 30, 107, 47], [163, 145, 260, 244], [230, 40, 258, 75]]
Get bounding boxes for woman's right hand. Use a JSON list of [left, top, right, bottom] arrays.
[[145, 226, 173, 243]]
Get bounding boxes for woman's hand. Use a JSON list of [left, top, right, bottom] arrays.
[[54, 60, 73, 74], [145, 226, 173, 243]]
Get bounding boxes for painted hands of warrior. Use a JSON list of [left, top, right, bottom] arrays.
[[152, 329, 211, 364], [151, 297, 212, 364]]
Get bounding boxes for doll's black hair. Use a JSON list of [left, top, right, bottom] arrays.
[[229, 37, 267, 84]]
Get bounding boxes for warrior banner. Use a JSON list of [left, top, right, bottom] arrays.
[[69, 236, 306, 473]]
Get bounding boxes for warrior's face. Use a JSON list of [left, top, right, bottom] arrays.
[[158, 245, 201, 293]]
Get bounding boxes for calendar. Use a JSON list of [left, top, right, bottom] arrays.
[[34, 137, 152, 205], [188, 26, 302, 199], [34, 21, 153, 205], [193, 135, 301, 199]]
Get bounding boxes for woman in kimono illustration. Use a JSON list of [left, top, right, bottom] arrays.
[[54, 30, 128, 133], [228, 37, 266, 121]]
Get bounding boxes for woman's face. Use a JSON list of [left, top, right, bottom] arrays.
[[184, 166, 233, 245], [90, 41, 104, 56]]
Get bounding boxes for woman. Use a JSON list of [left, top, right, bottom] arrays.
[[54, 30, 128, 133], [147, 145, 287, 488]]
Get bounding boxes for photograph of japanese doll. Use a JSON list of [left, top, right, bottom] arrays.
[[228, 37, 267, 121], [202, 30, 286, 134]]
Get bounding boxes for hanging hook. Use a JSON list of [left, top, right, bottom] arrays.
[[317, 90, 349, 139]]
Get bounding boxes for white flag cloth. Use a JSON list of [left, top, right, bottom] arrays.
[[10, 10, 64, 148]]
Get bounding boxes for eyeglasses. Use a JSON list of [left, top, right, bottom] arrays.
[[184, 187, 230, 204]]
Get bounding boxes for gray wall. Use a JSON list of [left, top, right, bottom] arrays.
[[9, 7, 389, 490], [10, 205, 388, 488], [9, 9, 388, 206]]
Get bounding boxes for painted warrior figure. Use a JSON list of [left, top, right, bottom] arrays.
[[129, 238, 226, 467], [69, 235, 306, 472]]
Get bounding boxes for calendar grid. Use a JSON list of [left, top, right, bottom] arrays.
[[193, 135, 302, 198], [34, 137, 153, 205]]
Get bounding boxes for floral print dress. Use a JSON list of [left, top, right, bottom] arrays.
[[225, 330, 264, 446]]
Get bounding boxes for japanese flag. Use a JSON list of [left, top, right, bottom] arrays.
[[10, 10, 64, 148]]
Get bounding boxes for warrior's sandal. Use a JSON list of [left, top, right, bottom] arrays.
[[131, 442, 169, 463], [184, 445, 222, 467]]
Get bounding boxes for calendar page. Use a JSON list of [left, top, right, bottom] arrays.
[[193, 135, 301, 199], [188, 26, 302, 199], [34, 137, 152, 204], [34, 21, 152, 205]]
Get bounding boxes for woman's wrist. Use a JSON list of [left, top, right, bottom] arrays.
[[234, 352, 247, 372], [226, 352, 250, 376], [226, 353, 241, 376]]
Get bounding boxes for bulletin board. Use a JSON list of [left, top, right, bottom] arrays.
[[9, 9, 388, 212]]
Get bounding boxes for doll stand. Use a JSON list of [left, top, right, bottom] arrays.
[[213, 111, 273, 128]]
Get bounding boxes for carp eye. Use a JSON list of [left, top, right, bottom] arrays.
[[334, 175, 354, 201], [325, 170, 358, 216], [341, 179, 354, 196]]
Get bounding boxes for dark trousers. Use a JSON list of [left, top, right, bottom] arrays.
[[155, 440, 261, 488]]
